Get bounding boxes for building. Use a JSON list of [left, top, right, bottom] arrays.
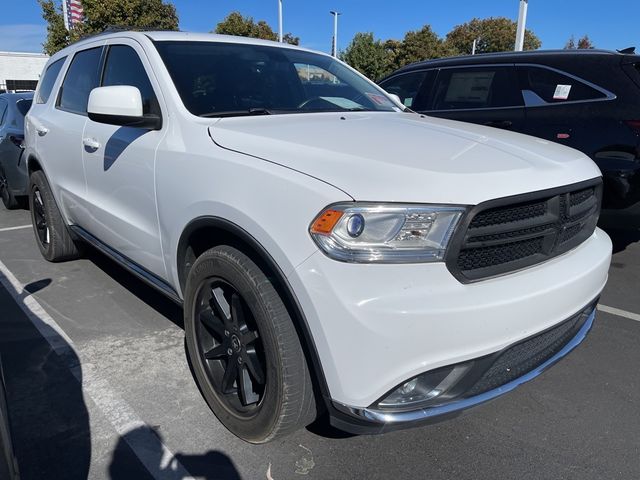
[[0, 51, 49, 93]]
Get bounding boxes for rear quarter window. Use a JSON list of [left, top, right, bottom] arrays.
[[518, 66, 607, 104], [36, 57, 66, 104]]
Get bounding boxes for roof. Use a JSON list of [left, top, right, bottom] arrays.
[[58, 30, 320, 58], [392, 48, 633, 75]]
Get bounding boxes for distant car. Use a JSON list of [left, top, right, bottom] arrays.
[[379, 49, 640, 226], [0, 92, 33, 209]]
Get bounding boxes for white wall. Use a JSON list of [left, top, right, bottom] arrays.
[[0, 51, 49, 90]]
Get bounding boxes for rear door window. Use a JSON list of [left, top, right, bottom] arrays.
[[431, 67, 523, 110], [517, 66, 607, 105], [58, 47, 103, 115], [36, 57, 66, 104]]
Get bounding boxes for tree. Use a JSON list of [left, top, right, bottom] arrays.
[[39, 0, 179, 55], [341, 32, 390, 81], [564, 35, 576, 49], [445, 17, 541, 55], [395, 25, 452, 67], [566, 34, 595, 49], [214, 12, 299, 45]]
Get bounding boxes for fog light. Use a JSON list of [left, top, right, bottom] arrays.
[[377, 362, 473, 410]]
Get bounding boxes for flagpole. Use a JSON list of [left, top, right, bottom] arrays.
[[62, 0, 70, 31], [278, 0, 283, 42]]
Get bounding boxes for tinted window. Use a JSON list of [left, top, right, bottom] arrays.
[[58, 47, 102, 115], [0, 99, 7, 125], [432, 67, 523, 110], [36, 57, 66, 104], [518, 66, 606, 104], [101, 45, 160, 115], [16, 99, 32, 117], [154, 41, 397, 116], [380, 71, 428, 109]]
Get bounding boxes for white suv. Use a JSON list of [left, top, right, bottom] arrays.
[[24, 31, 611, 443]]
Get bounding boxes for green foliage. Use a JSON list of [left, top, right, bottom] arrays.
[[39, 0, 179, 55], [340, 33, 390, 81], [565, 35, 595, 49], [39, 0, 69, 55], [214, 11, 299, 45], [395, 25, 454, 67], [445, 17, 542, 55]]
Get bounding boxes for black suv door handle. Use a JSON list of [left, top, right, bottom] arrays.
[[484, 120, 513, 129]]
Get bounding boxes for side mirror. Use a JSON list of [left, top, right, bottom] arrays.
[[387, 93, 403, 107], [88, 86, 161, 130]]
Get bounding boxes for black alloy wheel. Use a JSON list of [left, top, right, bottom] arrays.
[[0, 167, 18, 209], [184, 245, 316, 443], [31, 186, 50, 246], [195, 278, 266, 412]]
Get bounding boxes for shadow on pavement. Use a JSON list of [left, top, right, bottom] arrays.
[[109, 425, 241, 480], [84, 248, 184, 329], [0, 277, 91, 479]]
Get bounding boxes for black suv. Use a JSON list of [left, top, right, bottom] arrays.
[[379, 49, 640, 225]]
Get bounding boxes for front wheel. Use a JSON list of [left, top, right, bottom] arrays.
[[184, 246, 316, 443]]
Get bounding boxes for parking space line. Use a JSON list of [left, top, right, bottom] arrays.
[[0, 259, 195, 480], [598, 304, 640, 322], [0, 224, 32, 233]]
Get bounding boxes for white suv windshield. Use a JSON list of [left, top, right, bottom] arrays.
[[153, 40, 397, 117]]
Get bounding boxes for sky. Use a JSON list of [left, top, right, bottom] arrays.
[[1, 0, 639, 55]]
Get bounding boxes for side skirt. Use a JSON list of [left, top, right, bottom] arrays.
[[69, 225, 182, 305]]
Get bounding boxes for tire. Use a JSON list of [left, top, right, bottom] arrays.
[[0, 166, 18, 210], [28, 170, 81, 262], [184, 245, 316, 443]]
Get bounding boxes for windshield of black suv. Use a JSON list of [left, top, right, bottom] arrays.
[[153, 41, 399, 117]]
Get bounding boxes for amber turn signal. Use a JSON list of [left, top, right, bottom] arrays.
[[310, 209, 344, 235]]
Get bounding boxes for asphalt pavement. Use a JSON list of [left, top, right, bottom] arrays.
[[0, 205, 639, 480]]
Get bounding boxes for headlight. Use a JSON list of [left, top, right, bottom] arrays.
[[309, 203, 466, 263]]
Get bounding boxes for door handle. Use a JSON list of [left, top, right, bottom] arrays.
[[82, 137, 101, 150], [484, 120, 513, 129], [36, 126, 49, 136]]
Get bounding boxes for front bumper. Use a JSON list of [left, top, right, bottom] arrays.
[[329, 303, 596, 434], [289, 226, 611, 422]]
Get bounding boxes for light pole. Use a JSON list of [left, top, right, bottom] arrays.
[[330, 11, 341, 57], [514, 0, 528, 51], [278, 0, 283, 43]]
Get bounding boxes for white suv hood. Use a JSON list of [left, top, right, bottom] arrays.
[[208, 112, 601, 204]]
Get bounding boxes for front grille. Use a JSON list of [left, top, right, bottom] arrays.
[[447, 180, 602, 282], [465, 304, 594, 397]]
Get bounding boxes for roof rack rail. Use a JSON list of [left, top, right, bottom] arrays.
[[75, 25, 178, 42]]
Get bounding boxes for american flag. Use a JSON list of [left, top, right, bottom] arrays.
[[62, 0, 84, 30]]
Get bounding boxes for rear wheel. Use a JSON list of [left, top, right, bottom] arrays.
[[29, 170, 81, 262], [0, 166, 18, 209], [184, 245, 316, 443]]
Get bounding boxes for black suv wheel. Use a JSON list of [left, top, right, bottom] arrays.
[[184, 245, 316, 443]]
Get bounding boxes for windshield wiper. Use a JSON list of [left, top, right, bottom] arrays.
[[200, 108, 273, 118]]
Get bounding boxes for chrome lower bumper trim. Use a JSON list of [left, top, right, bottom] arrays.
[[338, 307, 596, 425]]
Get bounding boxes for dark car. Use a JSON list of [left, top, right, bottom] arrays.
[[0, 93, 33, 209], [379, 49, 640, 225]]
